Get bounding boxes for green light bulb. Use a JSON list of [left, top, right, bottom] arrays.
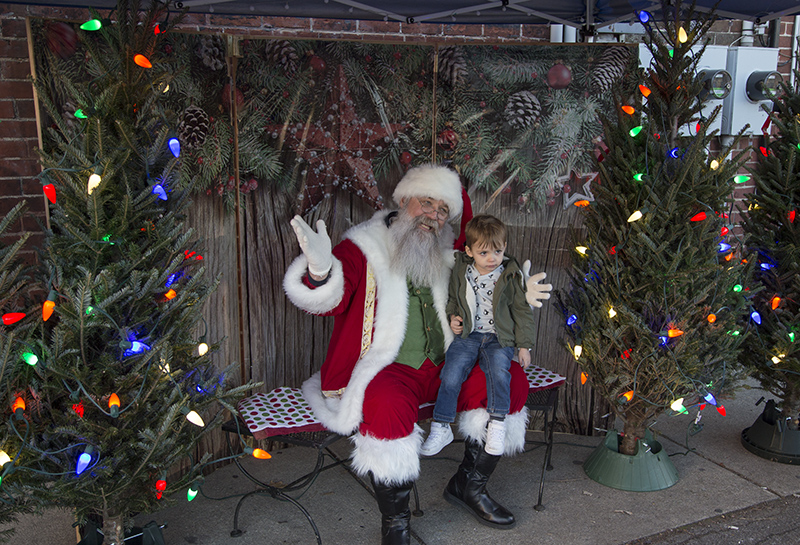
[[79, 19, 102, 31], [790, 332, 796, 342], [22, 352, 38, 366], [85, 306, 94, 316], [629, 126, 643, 137], [734, 175, 751, 184], [74, 109, 88, 119], [633, 173, 645, 182], [733, 284, 742, 292]]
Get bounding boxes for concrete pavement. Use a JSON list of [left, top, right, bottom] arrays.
[[8, 381, 800, 545]]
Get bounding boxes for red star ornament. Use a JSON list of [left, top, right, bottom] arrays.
[[270, 65, 407, 215], [559, 169, 598, 209]]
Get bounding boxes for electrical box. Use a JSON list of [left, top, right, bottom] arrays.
[[638, 44, 730, 136], [721, 47, 781, 135]]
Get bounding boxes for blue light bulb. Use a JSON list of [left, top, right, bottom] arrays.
[[703, 392, 717, 405], [760, 263, 774, 270], [637, 10, 651, 24], [751, 311, 761, 325], [669, 147, 680, 158], [152, 184, 168, 201], [168, 137, 181, 158], [718, 242, 731, 253], [76, 448, 93, 475], [567, 314, 577, 326]]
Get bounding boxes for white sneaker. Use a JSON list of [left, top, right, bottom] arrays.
[[484, 419, 506, 456], [420, 422, 454, 456]]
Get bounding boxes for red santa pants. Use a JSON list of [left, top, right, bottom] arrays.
[[359, 358, 529, 440]]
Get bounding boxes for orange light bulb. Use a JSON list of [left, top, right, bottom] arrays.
[[771, 296, 781, 310], [639, 84, 651, 97], [667, 328, 684, 337], [134, 54, 152, 68], [621, 105, 635, 115]]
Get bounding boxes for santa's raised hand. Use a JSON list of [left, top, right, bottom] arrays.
[[290, 215, 332, 277], [522, 260, 552, 308]]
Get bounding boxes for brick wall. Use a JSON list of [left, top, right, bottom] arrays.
[[0, 2, 795, 260]]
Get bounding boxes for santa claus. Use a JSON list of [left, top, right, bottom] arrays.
[[284, 164, 551, 545]]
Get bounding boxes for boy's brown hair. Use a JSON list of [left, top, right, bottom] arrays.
[[464, 214, 507, 251]]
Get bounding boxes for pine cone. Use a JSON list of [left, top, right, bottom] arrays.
[[265, 40, 299, 75], [438, 46, 467, 86], [592, 46, 631, 92], [196, 35, 225, 71], [178, 105, 210, 149], [504, 90, 541, 130]]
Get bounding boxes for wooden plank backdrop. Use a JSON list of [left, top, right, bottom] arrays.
[[188, 169, 612, 439]]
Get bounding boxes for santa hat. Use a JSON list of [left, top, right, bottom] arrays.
[[392, 164, 463, 221]]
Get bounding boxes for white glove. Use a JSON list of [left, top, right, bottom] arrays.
[[290, 215, 332, 277], [522, 260, 552, 308]]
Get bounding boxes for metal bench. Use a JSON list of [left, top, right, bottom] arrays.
[[225, 364, 565, 543]]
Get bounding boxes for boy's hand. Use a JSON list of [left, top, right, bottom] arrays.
[[450, 315, 464, 335], [518, 348, 531, 369]]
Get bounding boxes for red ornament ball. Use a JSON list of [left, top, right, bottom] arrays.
[[309, 55, 326, 73], [400, 151, 413, 165], [46, 21, 78, 60], [547, 63, 572, 89], [437, 129, 459, 151]]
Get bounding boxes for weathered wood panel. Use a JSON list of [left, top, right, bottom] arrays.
[[188, 170, 610, 437]]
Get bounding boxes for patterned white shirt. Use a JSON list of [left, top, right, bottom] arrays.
[[467, 263, 504, 334]]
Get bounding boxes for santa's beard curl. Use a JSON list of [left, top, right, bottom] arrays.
[[389, 209, 454, 288]]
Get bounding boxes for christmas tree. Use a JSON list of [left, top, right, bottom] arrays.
[[0, 202, 43, 543], [6, 2, 255, 543], [555, 4, 754, 457], [740, 66, 800, 420]]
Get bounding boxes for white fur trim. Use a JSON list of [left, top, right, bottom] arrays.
[[283, 255, 345, 314], [298, 211, 455, 435], [457, 407, 529, 456], [392, 164, 463, 220], [350, 426, 424, 485]]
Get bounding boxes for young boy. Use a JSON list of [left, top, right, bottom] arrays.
[[421, 214, 537, 456]]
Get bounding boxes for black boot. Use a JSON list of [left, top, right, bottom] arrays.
[[443, 439, 516, 529], [371, 475, 413, 545]]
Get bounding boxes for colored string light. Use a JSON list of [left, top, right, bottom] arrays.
[[11, 397, 25, 419], [2, 312, 25, 325], [80, 19, 102, 31], [43, 184, 56, 204], [633, 173, 645, 182], [620, 390, 634, 403], [690, 211, 706, 221], [629, 125, 643, 137], [134, 54, 152, 68], [87, 168, 102, 194], [703, 392, 717, 405], [22, 352, 38, 366], [152, 184, 168, 201], [622, 105, 635, 115], [637, 11, 652, 24], [716, 405, 726, 416], [751, 311, 762, 325], [76, 446, 93, 476], [667, 328, 684, 337], [42, 290, 57, 321], [168, 137, 180, 158], [670, 397, 686, 413], [108, 393, 121, 417], [789, 210, 796, 223], [627, 210, 643, 222], [182, 407, 205, 427], [566, 314, 577, 326], [580, 372, 588, 384], [678, 27, 688, 43], [608, 307, 617, 318], [155, 474, 167, 499], [639, 85, 651, 97], [245, 447, 272, 460], [187, 482, 200, 501], [573, 345, 582, 360], [707, 314, 716, 323], [733, 174, 750, 184], [710, 159, 720, 170], [575, 246, 588, 255]]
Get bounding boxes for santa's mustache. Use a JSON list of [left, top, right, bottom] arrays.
[[413, 215, 439, 233]]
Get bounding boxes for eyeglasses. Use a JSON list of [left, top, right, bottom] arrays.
[[417, 198, 450, 220]]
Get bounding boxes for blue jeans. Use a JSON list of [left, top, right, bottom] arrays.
[[433, 331, 514, 423]]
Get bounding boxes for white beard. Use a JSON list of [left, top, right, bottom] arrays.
[[389, 210, 454, 288]]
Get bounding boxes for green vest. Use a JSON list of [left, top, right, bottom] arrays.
[[394, 279, 445, 369]]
